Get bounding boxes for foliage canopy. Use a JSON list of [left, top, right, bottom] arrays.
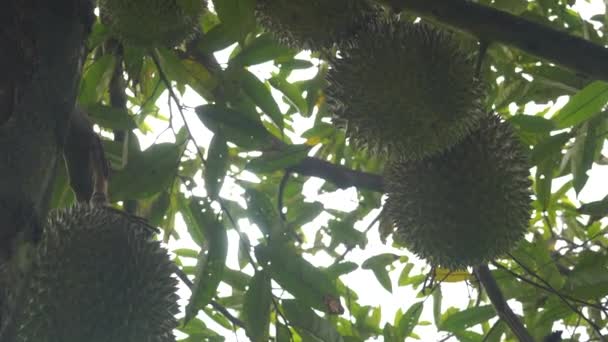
[[43, 0, 608, 340]]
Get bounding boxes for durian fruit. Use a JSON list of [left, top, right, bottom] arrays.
[[255, 0, 377, 50], [99, 0, 206, 47], [384, 114, 532, 269], [326, 18, 485, 160], [16, 205, 179, 342]]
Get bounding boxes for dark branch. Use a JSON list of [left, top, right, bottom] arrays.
[[290, 157, 384, 193], [473, 265, 534, 342], [390, 0, 608, 81]]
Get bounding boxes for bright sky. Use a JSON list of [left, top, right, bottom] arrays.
[[133, 1, 608, 340]]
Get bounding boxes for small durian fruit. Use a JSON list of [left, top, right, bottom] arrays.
[[16, 205, 179, 342], [99, 0, 206, 47], [255, 0, 377, 50], [326, 18, 485, 160], [384, 114, 531, 269]]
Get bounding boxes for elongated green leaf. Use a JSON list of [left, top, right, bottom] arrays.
[[84, 103, 136, 130], [362, 254, 398, 293], [197, 23, 239, 53], [240, 69, 284, 130], [398, 263, 415, 286], [269, 76, 309, 115], [326, 262, 358, 277], [570, 117, 605, 194], [231, 34, 294, 66], [535, 160, 554, 211], [433, 287, 442, 327], [484, 320, 506, 342], [213, 0, 256, 41], [205, 134, 229, 200], [508, 114, 555, 133], [244, 272, 272, 342], [79, 54, 115, 105], [397, 302, 423, 340], [255, 243, 342, 313], [579, 195, 608, 218], [109, 143, 181, 200], [245, 188, 281, 236], [282, 300, 344, 342], [246, 145, 310, 173], [440, 305, 496, 332], [178, 195, 205, 246], [552, 81, 608, 128], [185, 199, 228, 323], [530, 132, 571, 166], [362, 254, 400, 269], [196, 104, 275, 149], [156, 49, 217, 99]]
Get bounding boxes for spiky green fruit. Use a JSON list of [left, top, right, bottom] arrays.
[[384, 114, 531, 269], [16, 205, 179, 342], [326, 19, 485, 160], [99, 0, 205, 47], [255, 0, 377, 50]]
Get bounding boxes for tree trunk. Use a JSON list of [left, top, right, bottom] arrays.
[[0, 1, 93, 339]]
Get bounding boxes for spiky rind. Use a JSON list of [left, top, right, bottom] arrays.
[[99, 0, 205, 47], [255, 0, 377, 50], [16, 205, 179, 342], [384, 114, 532, 269], [326, 18, 485, 160]]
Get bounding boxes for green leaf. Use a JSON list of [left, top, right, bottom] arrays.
[[79, 54, 116, 105], [255, 243, 341, 313], [246, 145, 311, 173], [579, 195, 608, 218], [240, 69, 284, 130], [185, 199, 228, 323], [205, 134, 229, 200], [484, 320, 506, 342], [326, 262, 359, 277], [563, 251, 608, 299], [196, 104, 275, 149], [109, 143, 181, 200], [244, 272, 272, 342], [269, 76, 309, 115], [440, 305, 495, 332], [155, 49, 217, 99], [362, 254, 398, 293], [245, 187, 281, 236], [551, 81, 608, 128], [197, 23, 239, 53], [570, 118, 604, 194], [231, 34, 294, 66], [84, 103, 137, 130], [174, 248, 199, 259], [535, 160, 554, 211], [276, 324, 291, 342], [213, 0, 256, 41], [508, 114, 555, 133], [282, 300, 344, 342], [398, 263, 415, 286], [362, 254, 399, 269], [530, 132, 571, 166], [396, 302, 423, 340], [433, 287, 442, 327]]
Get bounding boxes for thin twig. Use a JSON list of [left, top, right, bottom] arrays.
[[508, 253, 606, 340]]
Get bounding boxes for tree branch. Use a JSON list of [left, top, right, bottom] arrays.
[[473, 265, 534, 342], [290, 157, 384, 192], [389, 0, 608, 81]]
